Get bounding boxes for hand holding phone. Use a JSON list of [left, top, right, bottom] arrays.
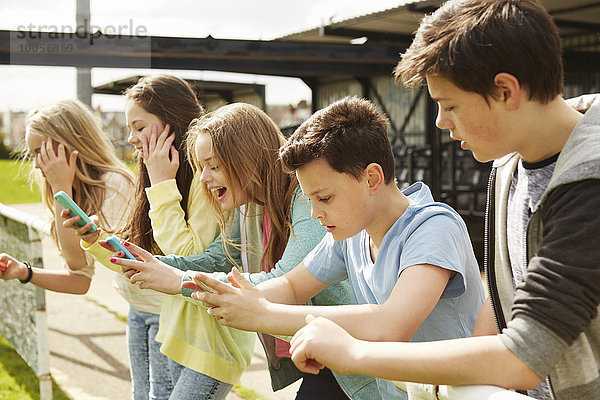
[[53, 191, 98, 234], [106, 236, 137, 260], [182, 273, 217, 294]]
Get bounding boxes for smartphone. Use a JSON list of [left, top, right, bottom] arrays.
[[194, 279, 217, 294], [106, 236, 137, 260], [53, 191, 98, 234], [182, 273, 217, 294]]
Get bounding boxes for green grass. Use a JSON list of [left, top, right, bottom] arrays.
[[0, 160, 138, 205], [0, 335, 71, 400], [0, 160, 41, 204]]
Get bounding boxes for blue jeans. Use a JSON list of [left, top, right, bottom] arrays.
[[127, 306, 174, 400], [169, 359, 233, 400]]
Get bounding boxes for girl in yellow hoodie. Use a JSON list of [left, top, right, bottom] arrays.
[[65, 75, 220, 400]]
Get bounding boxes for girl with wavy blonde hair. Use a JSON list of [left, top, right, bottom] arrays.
[[27, 99, 134, 246], [1, 98, 134, 294]]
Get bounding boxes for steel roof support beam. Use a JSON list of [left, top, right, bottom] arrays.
[[0, 30, 400, 78]]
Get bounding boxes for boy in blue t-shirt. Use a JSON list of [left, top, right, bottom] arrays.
[[185, 96, 485, 399]]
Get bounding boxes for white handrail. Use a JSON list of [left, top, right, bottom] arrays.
[[392, 381, 534, 399], [438, 384, 534, 399], [0, 202, 51, 236]]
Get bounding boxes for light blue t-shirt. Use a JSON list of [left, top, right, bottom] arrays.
[[303, 182, 485, 399]]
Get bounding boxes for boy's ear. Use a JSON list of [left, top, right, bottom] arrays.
[[493, 73, 521, 110], [364, 163, 385, 194]]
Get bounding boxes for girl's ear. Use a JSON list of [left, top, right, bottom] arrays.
[[493, 72, 521, 110], [365, 163, 385, 194]]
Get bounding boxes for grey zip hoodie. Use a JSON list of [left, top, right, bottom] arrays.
[[488, 97, 600, 399]]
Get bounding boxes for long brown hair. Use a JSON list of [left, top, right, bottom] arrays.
[[186, 103, 297, 269], [121, 75, 204, 254], [25, 99, 134, 247]]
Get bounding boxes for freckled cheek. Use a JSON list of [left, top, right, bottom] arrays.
[[478, 111, 502, 140], [477, 125, 501, 144], [339, 204, 358, 228], [460, 119, 497, 142]]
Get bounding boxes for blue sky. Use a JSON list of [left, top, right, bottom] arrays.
[[0, 0, 406, 111]]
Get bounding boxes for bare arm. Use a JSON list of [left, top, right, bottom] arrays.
[[0, 253, 91, 294], [254, 261, 330, 305], [472, 297, 498, 336], [289, 315, 541, 390], [38, 138, 88, 270], [185, 263, 329, 333], [54, 195, 89, 270], [28, 267, 91, 294], [191, 263, 451, 341]]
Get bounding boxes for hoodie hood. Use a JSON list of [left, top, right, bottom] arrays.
[[538, 98, 600, 210]]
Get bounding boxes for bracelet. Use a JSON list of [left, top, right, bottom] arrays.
[[19, 261, 33, 284]]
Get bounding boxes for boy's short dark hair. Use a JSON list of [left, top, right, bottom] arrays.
[[280, 96, 395, 184], [395, 0, 563, 103]]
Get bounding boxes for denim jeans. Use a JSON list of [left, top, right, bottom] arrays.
[[169, 359, 233, 400], [127, 306, 173, 400]]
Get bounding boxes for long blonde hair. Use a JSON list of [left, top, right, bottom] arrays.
[[25, 99, 134, 246], [186, 103, 297, 269]]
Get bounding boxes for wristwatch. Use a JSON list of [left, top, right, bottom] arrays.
[[19, 261, 33, 284]]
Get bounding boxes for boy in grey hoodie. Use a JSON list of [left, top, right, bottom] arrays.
[[288, 1, 600, 399]]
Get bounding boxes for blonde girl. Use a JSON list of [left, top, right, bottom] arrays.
[[0, 99, 134, 294]]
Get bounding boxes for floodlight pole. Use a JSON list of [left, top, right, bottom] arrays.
[[76, 0, 92, 107]]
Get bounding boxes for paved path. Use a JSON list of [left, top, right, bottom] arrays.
[[11, 203, 300, 400]]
